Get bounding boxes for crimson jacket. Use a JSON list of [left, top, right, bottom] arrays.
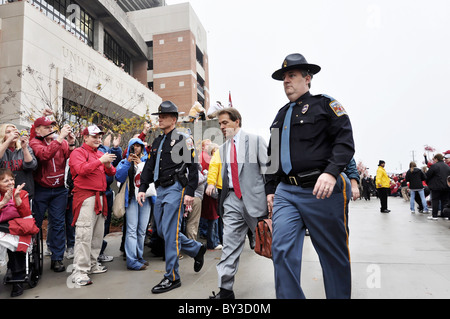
[[69, 144, 116, 226], [69, 144, 116, 192], [0, 189, 32, 218], [29, 137, 71, 188]]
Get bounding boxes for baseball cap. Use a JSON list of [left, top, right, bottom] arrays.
[[34, 117, 56, 127], [82, 125, 105, 136]]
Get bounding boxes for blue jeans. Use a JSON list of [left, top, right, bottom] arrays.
[[32, 184, 68, 260], [125, 197, 151, 269], [410, 189, 428, 212]]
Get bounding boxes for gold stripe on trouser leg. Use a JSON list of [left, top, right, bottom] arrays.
[[172, 187, 185, 281], [340, 174, 351, 263]]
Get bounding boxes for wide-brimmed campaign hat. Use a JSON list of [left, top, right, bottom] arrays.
[[272, 53, 321, 80], [151, 101, 185, 116]]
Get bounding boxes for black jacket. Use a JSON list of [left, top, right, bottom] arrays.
[[426, 161, 450, 190], [405, 167, 426, 189], [265, 91, 354, 194], [139, 128, 198, 197]]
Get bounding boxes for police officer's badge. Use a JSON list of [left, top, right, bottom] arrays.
[[301, 104, 309, 114]]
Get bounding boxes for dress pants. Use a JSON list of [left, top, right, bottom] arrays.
[[272, 174, 352, 299], [153, 181, 202, 282], [216, 190, 258, 291]]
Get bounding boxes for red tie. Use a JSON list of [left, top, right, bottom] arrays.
[[230, 139, 242, 199]]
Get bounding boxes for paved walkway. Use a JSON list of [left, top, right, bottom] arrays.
[[1, 196, 450, 299]]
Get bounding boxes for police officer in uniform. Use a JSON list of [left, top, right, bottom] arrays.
[[266, 54, 355, 299], [137, 101, 206, 294]]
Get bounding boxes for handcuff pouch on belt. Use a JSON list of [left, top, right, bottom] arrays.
[[283, 169, 322, 188], [156, 163, 188, 188]]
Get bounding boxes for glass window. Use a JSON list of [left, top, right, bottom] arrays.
[[104, 31, 131, 74], [31, 0, 95, 47]]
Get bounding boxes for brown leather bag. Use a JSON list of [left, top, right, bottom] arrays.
[[254, 218, 273, 259]]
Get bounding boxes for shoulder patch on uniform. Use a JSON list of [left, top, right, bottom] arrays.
[[322, 94, 347, 117]]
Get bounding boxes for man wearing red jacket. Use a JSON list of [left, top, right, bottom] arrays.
[[69, 125, 116, 286], [29, 117, 75, 272]]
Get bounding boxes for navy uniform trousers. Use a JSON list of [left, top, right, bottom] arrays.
[[153, 181, 202, 282], [272, 173, 352, 299]]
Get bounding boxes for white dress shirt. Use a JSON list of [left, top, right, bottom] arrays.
[[226, 129, 241, 189]]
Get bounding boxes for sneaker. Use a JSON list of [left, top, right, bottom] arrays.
[[97, 254, 113, 263], [214, 244, 223, 250], [410, 211, 415, 214], [44, 245, 52, 256], [66, 247, 74, 259], [89, 263, 107, 274], [72, 274, 93, 286], [427, 216, 438, 220]]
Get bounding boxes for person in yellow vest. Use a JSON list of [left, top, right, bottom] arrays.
[[376, 160, 391, 213]]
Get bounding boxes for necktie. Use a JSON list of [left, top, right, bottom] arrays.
[[154, 135, 166, 181], [281, 103, 295, 174], [230, 138, 242, 199]]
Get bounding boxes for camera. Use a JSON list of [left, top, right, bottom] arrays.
[[130, 145, 135, 154], [19, 130, 29, 137]]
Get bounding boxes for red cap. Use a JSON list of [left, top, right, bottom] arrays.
[[34, 117, 56, 127]]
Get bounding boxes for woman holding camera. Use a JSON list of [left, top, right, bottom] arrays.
[[115, 138, 152, 270], [0, 124, 37, 199]]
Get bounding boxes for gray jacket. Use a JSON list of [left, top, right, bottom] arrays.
[[218, 130, 268, 218], [0, 146, 38, 198]]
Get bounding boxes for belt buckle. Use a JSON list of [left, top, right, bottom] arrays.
[[289, 176, 298, 186]]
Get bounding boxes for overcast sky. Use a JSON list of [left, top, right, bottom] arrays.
[[167, 0, 450, 175]]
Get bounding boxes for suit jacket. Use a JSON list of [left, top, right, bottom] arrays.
[[218, 130, 268, 218]]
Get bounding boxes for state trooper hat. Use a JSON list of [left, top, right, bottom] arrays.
[[151, 101, 185, 116], [272, 53, 321, 80]]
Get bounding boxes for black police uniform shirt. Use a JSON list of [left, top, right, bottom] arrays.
[[139, 128, 198, 197], [266, 91, 355, 191]]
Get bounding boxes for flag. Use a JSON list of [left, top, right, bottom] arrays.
[[228, 91, 233, 108]]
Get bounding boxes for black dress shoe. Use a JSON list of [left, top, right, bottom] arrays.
[[11, 283, 24, 297], [194, 244, 206, 272], [151, 278, 181, 294], [209, 288, 235, 299], [50, 260, 66, 272], [380, 209, 391, 213]]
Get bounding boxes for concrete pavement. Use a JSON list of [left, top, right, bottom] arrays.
[[2, 195, 450, 299]]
